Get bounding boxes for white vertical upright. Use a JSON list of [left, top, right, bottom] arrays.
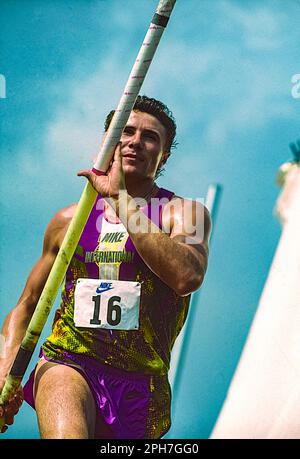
[[211, 162, 300, 439]]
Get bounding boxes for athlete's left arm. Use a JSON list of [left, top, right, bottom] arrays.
[[120, 196, 211, 297], [77, 153, 211, 296], [164, 197, 211, 295]]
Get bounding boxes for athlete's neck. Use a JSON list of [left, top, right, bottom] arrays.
[[124, 178, 159, 201]]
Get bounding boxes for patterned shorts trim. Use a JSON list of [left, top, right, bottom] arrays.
[[23, 348, 171, 439]]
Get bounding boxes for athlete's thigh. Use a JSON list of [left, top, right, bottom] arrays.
[[34, 359, 96, 439]]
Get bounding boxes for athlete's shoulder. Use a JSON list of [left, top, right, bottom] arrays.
[[164, 194, 209, 214], [43, 203, 77, 251], [170, 195, 210, 216], [162, 194, 211, 241], [50, 203, 77, 227]]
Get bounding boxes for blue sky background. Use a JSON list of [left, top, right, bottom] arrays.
[[0, 0, 299, 439]]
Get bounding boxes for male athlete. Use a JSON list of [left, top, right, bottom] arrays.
[[0, 96, 211, 438]]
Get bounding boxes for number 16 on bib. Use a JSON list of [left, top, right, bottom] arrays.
[[74, 278, 141, 330]]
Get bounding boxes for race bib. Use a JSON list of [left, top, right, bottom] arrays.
[[74, 278, 141, 330]]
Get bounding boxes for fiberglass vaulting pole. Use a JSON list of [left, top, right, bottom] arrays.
[[0, 0, 177, 427]]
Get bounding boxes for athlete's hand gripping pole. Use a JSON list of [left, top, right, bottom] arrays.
[[0, 0, 176, 431]]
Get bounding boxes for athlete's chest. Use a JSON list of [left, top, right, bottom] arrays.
[[83, 216, 134, 263]]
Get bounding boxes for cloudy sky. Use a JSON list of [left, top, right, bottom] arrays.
[[0, 0, 299, 439]]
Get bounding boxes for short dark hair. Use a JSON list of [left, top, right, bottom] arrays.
[[104, 95, 177, 178]]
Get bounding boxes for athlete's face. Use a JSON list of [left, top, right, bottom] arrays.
[[119, 110, 169, 180]]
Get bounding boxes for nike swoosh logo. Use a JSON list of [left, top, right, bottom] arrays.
[[96, 286, 114, 294]]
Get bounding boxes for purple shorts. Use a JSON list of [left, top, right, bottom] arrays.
[[23, 349, 171, 439]]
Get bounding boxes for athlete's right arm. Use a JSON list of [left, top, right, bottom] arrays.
[[0, 209, 66, 431]]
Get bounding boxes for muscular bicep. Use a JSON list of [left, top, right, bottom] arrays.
[[17, 215, 61, 312], [163, 198, 211, 242], [162, 198, 211, 272]]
